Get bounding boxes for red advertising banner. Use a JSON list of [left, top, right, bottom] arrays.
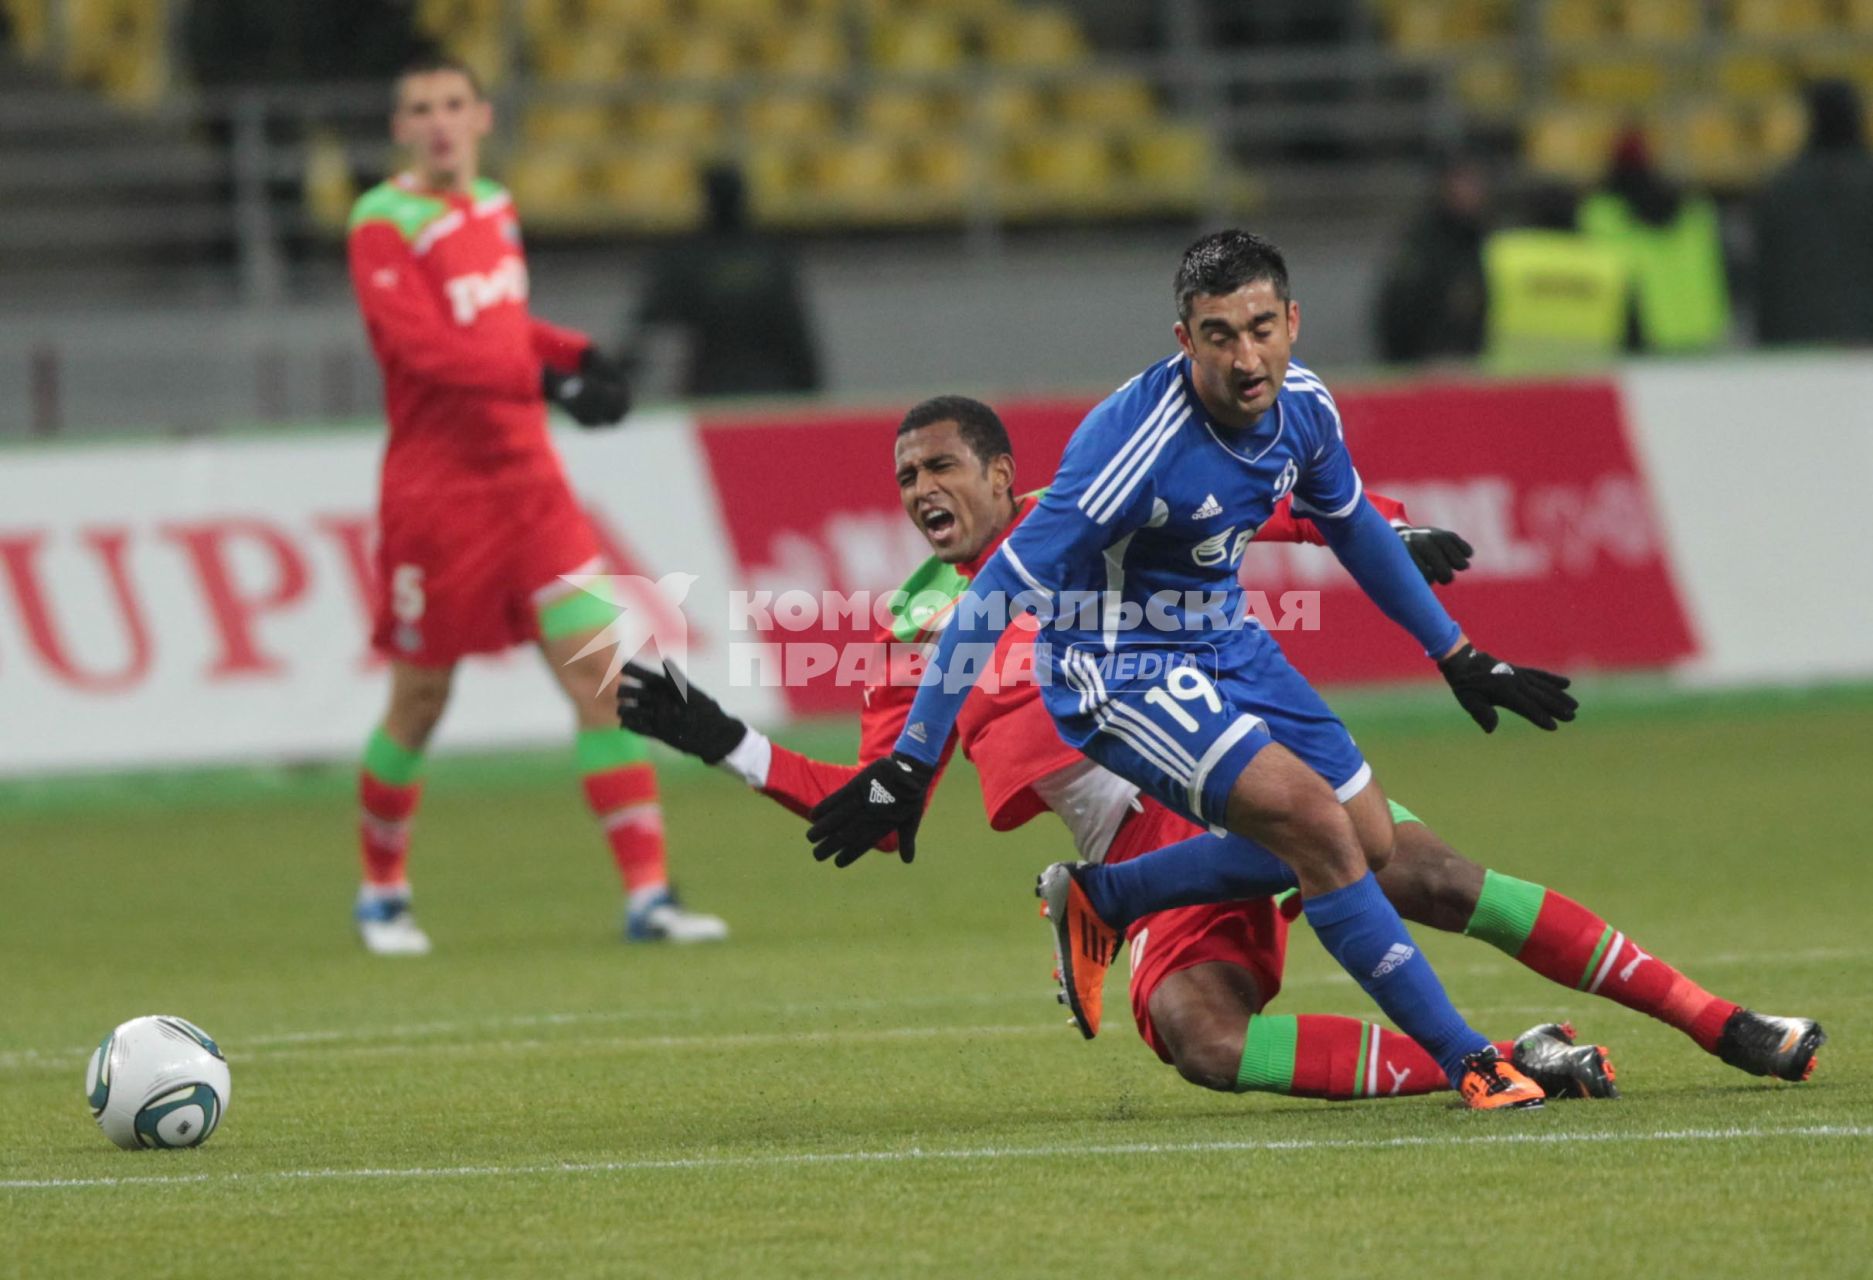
[[696, 375, 1698, 714], [1243, 376, 1699, 684]]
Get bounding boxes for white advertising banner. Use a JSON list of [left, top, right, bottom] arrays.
[[0, 413, 781, 775]]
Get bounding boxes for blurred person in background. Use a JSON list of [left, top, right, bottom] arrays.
[[1373, 151, 1490, 365], [1578, 127, 1729, 354], [623, 164, 822, 400], [1482, 183, 1627, 370], [1753, 80, 1873, 347], [345, 53, 726, 953]]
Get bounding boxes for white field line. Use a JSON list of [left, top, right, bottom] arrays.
[[4, 1125, 1869, 1194], [3, 944, 1862, 1074]]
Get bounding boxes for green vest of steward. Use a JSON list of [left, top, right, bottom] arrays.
[[1578, 192, 1729, 352], [1483, 229, 1628, 370]]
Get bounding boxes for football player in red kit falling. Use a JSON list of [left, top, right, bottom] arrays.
[[344, 53, 725, 953]]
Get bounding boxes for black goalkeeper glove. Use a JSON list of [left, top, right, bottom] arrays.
[[1438, 643, 1578, 733], [616, 661, 747, 765], [1396, 525, 1474, 586], [804, 753, 934, 868], [544, 348, 631, 428]]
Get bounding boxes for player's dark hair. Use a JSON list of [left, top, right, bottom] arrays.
[[395, 49, 484, 101], [897, 395, 1013, 469], [1174, 230, 1291, 320]]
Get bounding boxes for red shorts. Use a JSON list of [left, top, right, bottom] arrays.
[[372, 475, 601, 666], [1111, 800, 1291, 1064]]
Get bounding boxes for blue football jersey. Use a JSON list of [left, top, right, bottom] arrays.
[[992, 353, 1362, 666]]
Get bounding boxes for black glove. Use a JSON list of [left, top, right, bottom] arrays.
[[804, 753, 934, 868], [1438, 643, 1578, 733], [616, 661, 747, 764], [1396, 525, 1474, 586], [544, 348, 631, 428]]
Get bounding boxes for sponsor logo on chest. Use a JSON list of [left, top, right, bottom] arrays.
[[444, 255, 528, 325]]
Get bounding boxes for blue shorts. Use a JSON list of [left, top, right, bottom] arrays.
[[1041, 637, 1369, 828]]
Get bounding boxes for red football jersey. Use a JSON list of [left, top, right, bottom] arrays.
[[346, 172, 590, 496]]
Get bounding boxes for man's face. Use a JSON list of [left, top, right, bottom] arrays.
[[392, 70, 491, 186], [1173, 280, 1301, 428], [895, 421, 1015, 565]]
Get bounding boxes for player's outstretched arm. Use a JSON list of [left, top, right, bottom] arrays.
[[617, 661, 940, 850], [1314, 498, 1575, 731]]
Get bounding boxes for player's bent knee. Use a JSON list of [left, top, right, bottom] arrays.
[[1167, 1028, 1246, 1092]]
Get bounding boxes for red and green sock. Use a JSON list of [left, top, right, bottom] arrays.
[[1234, 1013, 1515, 1099], [578, 727, 668, 906], [1463, 869, 1739, 1053], [359, 726, 424, 893]]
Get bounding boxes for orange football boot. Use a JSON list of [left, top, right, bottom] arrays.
[[1455, 1046, 1547, 1111], [1035, 862, 1119, 1039]]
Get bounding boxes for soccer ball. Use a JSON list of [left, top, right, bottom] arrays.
[[84, 1015, 231, 1150]]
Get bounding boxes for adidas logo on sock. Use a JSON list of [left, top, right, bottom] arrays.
[[1191, 493, 1223, 519], [867, 779, 895, 805], [1371, 942, 1416, 979]]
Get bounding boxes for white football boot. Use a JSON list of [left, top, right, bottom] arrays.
[[355, 887, 433, 956], [624, 887, 729, 943]]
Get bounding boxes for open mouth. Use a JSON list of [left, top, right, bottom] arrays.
[[1237, 376, 1267, 399], [920, 508, 958, 541]]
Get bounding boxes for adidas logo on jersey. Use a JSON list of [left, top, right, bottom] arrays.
[[1191, 494, 1223, 519], [868, 779, 895, 805], [905, 721, 929, 744], [1371, 942, 1415, 979]]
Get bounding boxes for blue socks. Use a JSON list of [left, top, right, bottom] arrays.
[[1302, 872, 1489, 1081], [1082, 830, 1299, 928]]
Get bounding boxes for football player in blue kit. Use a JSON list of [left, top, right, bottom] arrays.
[[804, 230, 1579, 1111]]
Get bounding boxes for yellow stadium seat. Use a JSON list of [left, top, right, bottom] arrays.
[[3, 0, 51, 59], [1796, 50, 1873, 93], [1005, 130, 1116, 218], [522, 103, 612, 144], [588, 0, 670, 26], [600, 147, 702, 231], [744, 91, 838, 138], [1849, 0, 1873, 32], [982, 6, 1089, 69], [1662, 100, 1751, 186], [746, 139, 813, 226], [752, 23, 849, 76], [1727, 0, 1829, 36], [304, 129, 358, 233], [1714, 52, 1789, 99], [1544, 0, 1612, 44], [1617, 0, 1701, 41], [1754, 92, 1809, 165], [1525, 105, 1620, 182], [1058, 75, 1155, 128], [1123, 124, 1213, 207], [1565, 56, 1672, 106], [869, 13, 965, 72], [507, 148, 597, 224], [812, 135, 912, 221], [907, 134, 972, 213], [647, 28, 742, 81], [859, 88, 955, 137], [976, 83, 1047, 137], [417, 0, 501, 39], [1454, 56, 1521, 117], [631, 97, 726, 143], [531, 33, 635, 83]]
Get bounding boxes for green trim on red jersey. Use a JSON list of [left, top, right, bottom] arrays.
[[883, 488, 1051, 643], [348, 179, 451, 240]]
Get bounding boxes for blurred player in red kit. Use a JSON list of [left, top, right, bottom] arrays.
[[344, 53, 725, 953]]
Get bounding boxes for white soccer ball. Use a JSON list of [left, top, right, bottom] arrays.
[[84, 1015, 231, 1150]]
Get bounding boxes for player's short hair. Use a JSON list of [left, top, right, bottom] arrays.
[[1174, 230, 1291, 320], [897, 395, 1013, 469], [394, 50, 484, 102]]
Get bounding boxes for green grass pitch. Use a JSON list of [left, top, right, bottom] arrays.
[[2, 682, 1869, 1278]]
